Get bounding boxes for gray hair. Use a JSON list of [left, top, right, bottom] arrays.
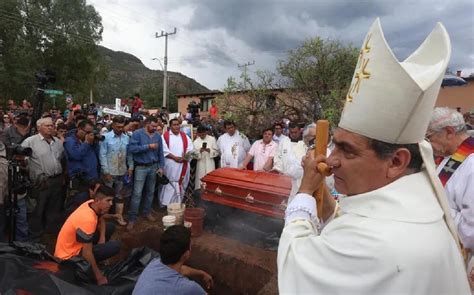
[[428, 107, 466, 133], [302, 123, 316, 139], [36, 117, 53, 128]]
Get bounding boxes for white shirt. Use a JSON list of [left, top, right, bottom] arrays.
[[273, 137, 307, 200], [278, 171, 469, 294], [437, 154, 474, 249], [21, 134, 63, 182], [217, 131, 250, 168], [272, 133, 288, 145]]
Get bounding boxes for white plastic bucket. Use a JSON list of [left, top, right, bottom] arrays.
[[167, 203, 186, 225], [162, 215, 176, 229]]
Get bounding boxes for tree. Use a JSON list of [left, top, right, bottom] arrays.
[[217, 37, 358, 139], [0, 0, 105, 104], [278, 38, 358, 127], [215, 70, 286, 140]]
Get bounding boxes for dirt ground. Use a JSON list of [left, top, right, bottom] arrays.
[[113, 207, 279, 295], [40, 199, 280, 294]]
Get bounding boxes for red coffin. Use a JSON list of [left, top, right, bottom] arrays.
[[200, 168, 292, 219]]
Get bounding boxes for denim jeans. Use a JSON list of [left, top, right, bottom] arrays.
[[92, 222, 121, 262], [105, 175, 124, 200], [15, 197, 28, 242], [128, 164, 157, 223]]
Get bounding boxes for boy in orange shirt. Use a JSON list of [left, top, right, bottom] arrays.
[[55, 185, 120, 285]]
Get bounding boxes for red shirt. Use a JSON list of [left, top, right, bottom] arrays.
[[132, 98, 143, 114], [209, 105, 218, 118]]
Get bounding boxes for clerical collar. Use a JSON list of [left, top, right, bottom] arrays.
[[290, 138, 300, 143]]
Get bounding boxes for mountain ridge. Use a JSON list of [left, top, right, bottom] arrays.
[[95, 46, 210, 110]]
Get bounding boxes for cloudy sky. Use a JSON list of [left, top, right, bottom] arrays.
[[87, 0, 474, 90]]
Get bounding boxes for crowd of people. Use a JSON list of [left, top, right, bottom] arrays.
[[1, 20, 474, 293], [0, 91, 324, 287]]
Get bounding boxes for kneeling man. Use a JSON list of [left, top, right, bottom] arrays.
[[55, 185, 121, 285]]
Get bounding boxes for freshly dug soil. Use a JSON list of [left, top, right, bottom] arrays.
[[114, 207, 279, 294]]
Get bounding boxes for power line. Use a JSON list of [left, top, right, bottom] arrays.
[[238, 60, 255, 88], [0, 9, 97, 44], [155, 28, 177, 108]]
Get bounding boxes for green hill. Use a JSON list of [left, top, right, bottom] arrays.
[[95, 46, 210, 111]]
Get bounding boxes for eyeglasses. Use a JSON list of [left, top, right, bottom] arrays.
[[424, 130, 439, 142]]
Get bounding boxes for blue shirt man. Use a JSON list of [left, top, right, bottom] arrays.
[[128, 127, 165, 168], [133, 258, 206, 295], [64, 120, 99, 180], [126, 117, 165, 229], [133, 225, 212, 295], [100, 116, 132, 226], [100, 130, 131, 177]]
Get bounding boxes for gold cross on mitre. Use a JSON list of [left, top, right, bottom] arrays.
[[346, 33, 372, 102]]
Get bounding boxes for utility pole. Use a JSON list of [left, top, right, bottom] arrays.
[[238, 60, 255, 88], [155, 28, 177, 108]]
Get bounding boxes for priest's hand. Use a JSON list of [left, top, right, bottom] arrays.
[[298, 153, 327, 196]]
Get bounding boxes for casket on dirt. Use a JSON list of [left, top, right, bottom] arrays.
[[200, 168, 291, 219]]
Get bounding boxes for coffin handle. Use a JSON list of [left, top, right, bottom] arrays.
[[215, 186, 223, 195], [245, 193, 255, 203]]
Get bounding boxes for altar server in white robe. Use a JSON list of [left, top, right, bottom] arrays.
[[277, 18, 470, 294], [160, 118, 194, 205], [193, 125, 219, 190], [273, 122, 307, 201], [217, 120, 250, 168]]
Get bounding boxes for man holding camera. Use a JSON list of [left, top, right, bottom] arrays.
[[1, 115, 30, 241], [21, 117, 64, 241], [64, 119, 99, 181]]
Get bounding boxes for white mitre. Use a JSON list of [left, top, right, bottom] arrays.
[[339, 18, 460, 247]]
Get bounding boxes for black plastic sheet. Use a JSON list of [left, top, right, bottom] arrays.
[[0, 242, 159, 295]]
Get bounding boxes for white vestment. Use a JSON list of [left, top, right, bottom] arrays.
[[273, 137, 307, 201], [278, 171, 470, 294], [160, 132, 194, 205], [217, 131, 250, 168], [437, 154, 474, 250], [193, 135, 219, 190]]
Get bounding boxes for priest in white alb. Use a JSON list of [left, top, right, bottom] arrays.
[[217, 120, 250, 168], [193, 125, 219, 190], [160, 118, 194, 206], [273, 122, 307, 201], [277, 19, 470, 294]]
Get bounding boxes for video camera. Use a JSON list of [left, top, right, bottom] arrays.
[[10, 145, 32, 157], [187, 101, 200, 125], [6, 145, 34, 242], [93, 130, 105, 142]]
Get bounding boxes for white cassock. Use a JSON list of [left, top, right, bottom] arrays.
[[437, 154, 474, 249], [273, 137, 307, 201], [193, 135, 219, 190], [160, 132, 194, 205], [278, 170, 470, 294], [217, 130, 250, 168], [437, 153, 474, 274]]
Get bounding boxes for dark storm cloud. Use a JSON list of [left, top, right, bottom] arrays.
[[185, 0, 389, 53], [176, 0, 473, 73], [180, 41, 237, 68]]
